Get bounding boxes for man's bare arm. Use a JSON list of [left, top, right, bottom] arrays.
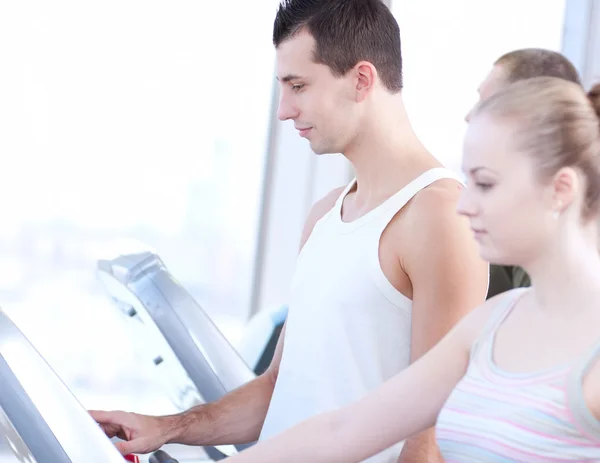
[[166, 324, 286, 446], [91, 326, 288, 455], [396, 185, 488, 463]]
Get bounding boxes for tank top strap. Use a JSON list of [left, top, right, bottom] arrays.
[[566, 337, 600, 442], [470, 288, 528, 360], [333, 179, 357, 212], [572, 338, 600, 377], [330, 168, 463, 235], [370, 167, 464, 235]]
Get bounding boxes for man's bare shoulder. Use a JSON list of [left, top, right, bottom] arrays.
[[382, 176, 486, 284], [398, 178, 488, 298], [383, 178, 464, 240], [299, 185, 347, 251], [399, 179, 477, 254], [405, 178, 464, 223]]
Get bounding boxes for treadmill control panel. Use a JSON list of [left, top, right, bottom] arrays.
[[0, 308, 134, 463]]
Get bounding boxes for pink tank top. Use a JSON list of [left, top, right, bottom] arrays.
[[436, 288, 600, 462]]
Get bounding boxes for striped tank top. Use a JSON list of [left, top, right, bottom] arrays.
[[436, 288, 600, 462]]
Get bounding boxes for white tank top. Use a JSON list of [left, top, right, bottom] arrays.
[[259, 168, 463, 462]]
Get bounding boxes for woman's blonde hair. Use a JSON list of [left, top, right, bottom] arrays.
[[473, 77, 600, 219]]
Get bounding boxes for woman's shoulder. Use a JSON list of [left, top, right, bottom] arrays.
[[459, 288, 529, 348]]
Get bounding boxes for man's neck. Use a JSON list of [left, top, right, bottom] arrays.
[[342, 101, 441, 209]]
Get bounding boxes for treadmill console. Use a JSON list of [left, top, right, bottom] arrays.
[[97, 248, 257, 458]]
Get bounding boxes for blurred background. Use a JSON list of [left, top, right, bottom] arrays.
[[0, 0, 598, 446]]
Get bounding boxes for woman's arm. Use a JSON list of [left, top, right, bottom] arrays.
[[227, 300, 495, 463]]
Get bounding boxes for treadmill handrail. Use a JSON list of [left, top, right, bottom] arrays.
[[131, 272, 233, 403], [98, 250, 257, 455], [149, 450, 180, 463], [98, 252, 255, 396], [0, 310, 126, 463], [0, 354, 70, 462]]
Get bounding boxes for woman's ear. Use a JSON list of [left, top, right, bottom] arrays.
[[551, 166, 579, 214]]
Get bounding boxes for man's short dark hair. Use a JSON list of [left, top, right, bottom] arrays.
[[495, 48, 581, 85], [273, 0, 403, 93]]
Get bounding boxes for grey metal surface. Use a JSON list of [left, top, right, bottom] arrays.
[[0, 404, 37, 462], [150, 450, 180, 463], [0, 356, 68, 462], [0, 310, 125, 463], [97, 250, 256, 456], [98, 251, 255, 398]]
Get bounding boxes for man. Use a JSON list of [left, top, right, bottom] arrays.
[[91, 1, 487, 461], [466, 48, 581, 298]]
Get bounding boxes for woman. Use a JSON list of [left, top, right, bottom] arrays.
[[471, 48, 581, 300], [228, 77, 600, 462]]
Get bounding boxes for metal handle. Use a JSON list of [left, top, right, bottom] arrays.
[[149, 450, 180, 463]]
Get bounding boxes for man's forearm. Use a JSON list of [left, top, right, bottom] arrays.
[[397, 428, 443, 463], [164, 373, 276, 447]]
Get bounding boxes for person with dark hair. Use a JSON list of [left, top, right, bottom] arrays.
[[90, 2, 488, 461], [467, 49, 581, 123], [222, 76, 600, 463], [466, 48, 582, 299]]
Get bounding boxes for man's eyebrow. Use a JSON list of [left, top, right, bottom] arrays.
[[277, 74, 302, 83]]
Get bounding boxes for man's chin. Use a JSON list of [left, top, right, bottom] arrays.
[[309, 143, 336, 156]]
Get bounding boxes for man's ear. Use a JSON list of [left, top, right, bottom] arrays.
[[354, 61, 377, 102]]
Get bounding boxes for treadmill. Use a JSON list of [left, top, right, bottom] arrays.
[[0, 308, 181, 463], [96, 248, 257, 460]]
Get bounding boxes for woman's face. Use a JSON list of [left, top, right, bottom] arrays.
[[457, 115, 558, 266]]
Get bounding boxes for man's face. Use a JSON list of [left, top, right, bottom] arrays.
[[275, 30, 359, 155], [465, 64, 510, 123]]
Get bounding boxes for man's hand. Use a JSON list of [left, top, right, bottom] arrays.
[[89, 410, 173, 455]]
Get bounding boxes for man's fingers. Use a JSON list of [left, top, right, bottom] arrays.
[[89, 410, 115, 423], [88, 411, 126, 438], [98, 423, 119, 438], [115, 439, 136, 456]]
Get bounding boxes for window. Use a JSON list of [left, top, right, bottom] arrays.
[[0, 0, 278, 415], [391, 0, 567, 173]]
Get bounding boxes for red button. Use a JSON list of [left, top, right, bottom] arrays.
[[124, 455, 139, 463]]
